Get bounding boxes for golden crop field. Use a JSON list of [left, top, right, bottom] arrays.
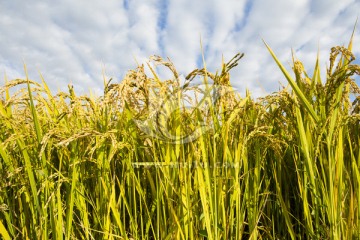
[[0, 36, 359, 239]]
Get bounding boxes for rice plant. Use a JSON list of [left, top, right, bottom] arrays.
[[0, 34, 359, 239]]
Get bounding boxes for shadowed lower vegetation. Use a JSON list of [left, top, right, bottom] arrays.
[[0, 36, 360, 239]]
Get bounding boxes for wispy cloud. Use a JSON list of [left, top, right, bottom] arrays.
[[0, 0, 359, 97]]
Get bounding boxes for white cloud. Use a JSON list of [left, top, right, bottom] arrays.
[[0, 0, 359, 98]]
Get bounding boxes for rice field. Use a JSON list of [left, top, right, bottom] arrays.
[[0, 36, 359, 239]]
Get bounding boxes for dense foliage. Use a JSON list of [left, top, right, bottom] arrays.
[[0, 37, 359, 239]]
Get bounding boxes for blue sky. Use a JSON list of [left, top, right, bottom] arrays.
[[0, 0, 359, 98]]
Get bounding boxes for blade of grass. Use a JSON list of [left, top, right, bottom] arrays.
[[0, 219, 11, 240], [263, 40, 319, 123]]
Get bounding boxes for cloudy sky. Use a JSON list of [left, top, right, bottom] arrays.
[[0, 0, 359, 98]]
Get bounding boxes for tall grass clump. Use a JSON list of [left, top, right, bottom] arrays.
[[0, 35, 359, 239]]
